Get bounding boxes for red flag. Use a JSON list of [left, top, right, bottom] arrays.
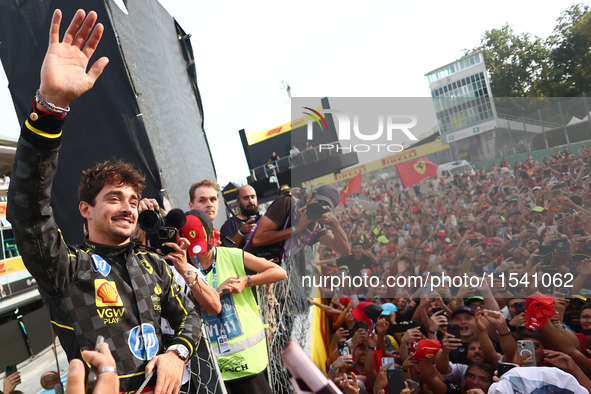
[[339, 173, 361, 205], [396, 158, 438, 188]]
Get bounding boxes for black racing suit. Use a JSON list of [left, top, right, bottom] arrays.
[[7, 112, 201, 392]]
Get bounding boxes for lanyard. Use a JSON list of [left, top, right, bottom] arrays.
[[194, 247, 231, 353], [194, 247, 217, 289]]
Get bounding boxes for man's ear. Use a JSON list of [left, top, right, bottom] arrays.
[[189, 201, 194, 209], [79, 201, 92, 219]]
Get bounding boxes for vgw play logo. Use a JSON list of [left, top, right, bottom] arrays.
[[303, 107, 418, 153]]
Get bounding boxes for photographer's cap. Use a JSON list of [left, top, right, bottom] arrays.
[[313, 185, 339, 210], [182, 209, 214, 256], [279, 185, 291, 195]]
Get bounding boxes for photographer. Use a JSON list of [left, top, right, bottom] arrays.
[[137, 198, 221, 315], [220, 185, 261, 248], [244, 185, 349, 262]]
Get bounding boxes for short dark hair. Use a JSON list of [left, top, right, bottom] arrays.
[[514, 327, 542, 342], [189, 179, 220, 202], [580, 301, 591, 317], [78, 160, 145, 206], [465, 362, 494, 382]]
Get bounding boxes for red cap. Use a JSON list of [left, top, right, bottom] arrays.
[[182, 210, 214, 257], [437, 231, 447, 239], [444, 244, 456, 253], [412, 339, 441, 361], [412, 206, 422, 213], [352, 302, 374, 326]]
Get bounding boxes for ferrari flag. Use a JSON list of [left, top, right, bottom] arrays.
[[396, 157, 438, 188], [339, 173, 361, 205]]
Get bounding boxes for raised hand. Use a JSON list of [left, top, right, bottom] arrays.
[[543, 349, 577, 373], [39, 9, 109, 109]]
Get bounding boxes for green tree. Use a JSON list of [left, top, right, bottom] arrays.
[[542, 4, 591, 97], [473, 24, 549, 98], [470, 4, 590, 100]]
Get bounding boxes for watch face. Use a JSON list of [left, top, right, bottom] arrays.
[[170, 345, 189, 360], [177, 347, 189, 359], [184, 268, 193, 278]]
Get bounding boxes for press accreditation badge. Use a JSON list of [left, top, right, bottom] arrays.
[[203, 293, 244, 348], [217, 324, 231, 354]]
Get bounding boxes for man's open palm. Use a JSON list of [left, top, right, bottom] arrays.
[[39, 9, 108, 108]]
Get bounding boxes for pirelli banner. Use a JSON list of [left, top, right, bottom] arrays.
[[310, 140, 450, 186]]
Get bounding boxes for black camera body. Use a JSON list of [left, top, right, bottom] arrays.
[[306, 201, 331, 221], [138, 210, 179, 255]]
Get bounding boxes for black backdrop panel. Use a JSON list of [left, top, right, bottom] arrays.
[[22, 306, 53, 355], [107, 0, 219, 223], [0, 0, 161, 244], [0, 320, 30, 368], [0, 0, 219, 242]]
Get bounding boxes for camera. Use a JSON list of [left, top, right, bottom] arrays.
[[138, 210, 164, 232], [139, 209, 183, 255], [306, 200, 331, 221]]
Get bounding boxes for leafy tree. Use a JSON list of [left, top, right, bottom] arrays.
[[469, 3, 590, 100], [472, 24, 549, 98], [543, 4, 591, 97]]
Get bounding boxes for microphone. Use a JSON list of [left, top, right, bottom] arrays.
[[166, 208, 187, 229]]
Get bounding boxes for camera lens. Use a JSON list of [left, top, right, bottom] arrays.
[[138, 210, 163, 233]]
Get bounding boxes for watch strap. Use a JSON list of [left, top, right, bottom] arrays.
[[167, 344, 189, 361]]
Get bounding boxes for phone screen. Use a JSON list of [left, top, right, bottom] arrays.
[[338, 341, 350, 356]]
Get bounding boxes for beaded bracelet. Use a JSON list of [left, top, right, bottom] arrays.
[[35, 90, 70, 116], [187, 276, 198, 288]]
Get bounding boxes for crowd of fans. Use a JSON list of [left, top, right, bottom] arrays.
[[306, 145, 591, 393]]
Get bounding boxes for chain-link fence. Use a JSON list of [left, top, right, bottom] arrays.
[[174, 245, 314, 394], [257, 246, 315, 394], [180, 327, 226, 394]]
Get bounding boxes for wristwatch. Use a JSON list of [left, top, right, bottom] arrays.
[[183, 268, 194, 279], [167, 344, 190, 361]]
